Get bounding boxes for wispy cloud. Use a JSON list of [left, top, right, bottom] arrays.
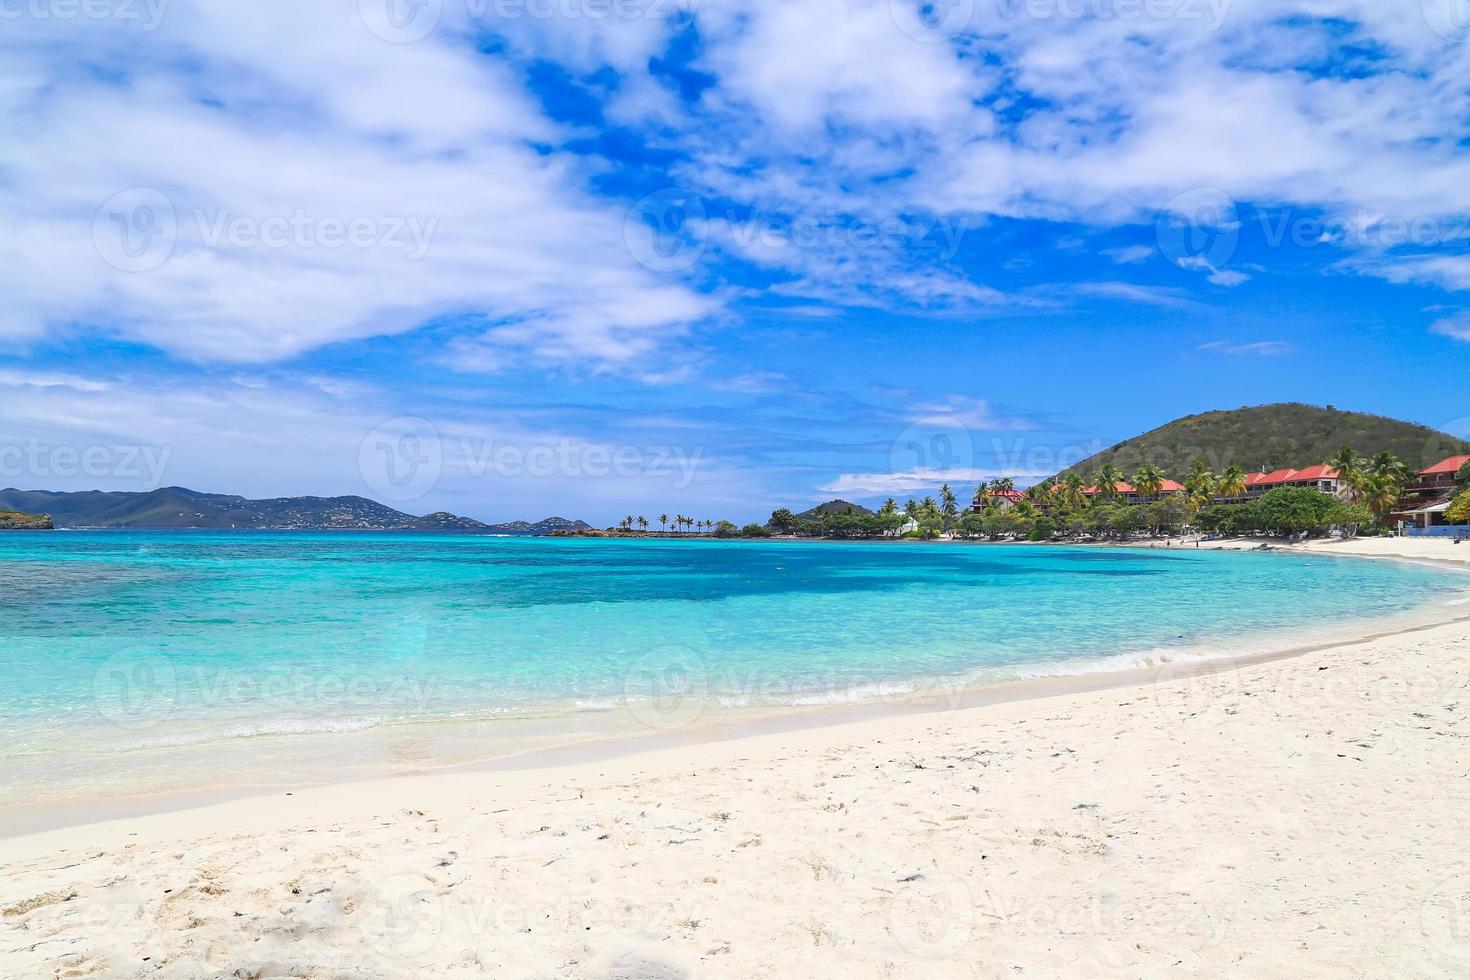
[[1195, 341, 1295, 356], [909, 396, 1040, 431], [1074, 282, 1196, 309], [1101, 245, 1153, 265], [1430, 312, 1470, 343]]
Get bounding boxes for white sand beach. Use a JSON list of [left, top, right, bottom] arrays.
[[3, 540, 1470, 978]]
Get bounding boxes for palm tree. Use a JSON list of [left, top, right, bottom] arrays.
[[971, 482, 988, 510], [1370, 451, 1410, 484], [659, 513, 669, 532], [991, 476, 1015, 493], [637, 516, 648, 532], [1060, 473, 1087, 510], [1327, 447, 1365, 502], [1093, 463, 1124, 501], [1217, 465, 1247, 500], [904, 498, 918, 520], [879, 497, 897, 515], [1361, 471, 1403, 525], [1028, 478, 1055, 510], [939, 483, 958, 527], [1133, 464, 1165, 500], [1184, 471, 1215, 511]]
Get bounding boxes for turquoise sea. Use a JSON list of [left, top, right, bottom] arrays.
[[1, 532, 1466, 808]]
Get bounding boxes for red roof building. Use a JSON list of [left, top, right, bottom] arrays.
[[1420, 454, 1470, 477]]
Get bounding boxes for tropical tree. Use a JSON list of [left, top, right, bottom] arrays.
[[971, 483, 988, 509], [637, 516, 649, 532], [1028, 478, 1056, 510], [659, 513, 669, 532], [1327, 446, 1365, 502], [904, 498, 919, 521], [1217, 465, 1247, 500], [1370, 451, 1410, 485], [1181, 463, 1214, 510], [1093, 463, 1124, 501], [939, 483, 958, 527], [1360, 472, 1403, 525], [991, 476, 1016, 493], [1133, 464, 1165, 500], [1060, 472, 1087, 510], [1446, 489, 1470, 525], [879, 497, 898, 515]]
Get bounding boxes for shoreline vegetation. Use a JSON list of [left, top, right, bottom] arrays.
[[569, 447, 1470, 544]]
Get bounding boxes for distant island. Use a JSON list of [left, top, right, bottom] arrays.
[[0, 487, 591, 533], [0, 509, 53, 530]]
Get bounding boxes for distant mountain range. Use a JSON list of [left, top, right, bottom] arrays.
[[1057, 403, 1470, 480], [0, 487, 591, 534]]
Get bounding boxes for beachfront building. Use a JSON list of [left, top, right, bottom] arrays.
[[1394, 455, 1470, 533], [1412, 454, 1470, 493], [976, 489, 1027, 511], [1238, 465, 1342, 499], [1081, 479, 1186, 503]]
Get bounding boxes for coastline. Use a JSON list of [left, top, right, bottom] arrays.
[[5, 597, 1469, 974], [2, 538, 1468, 839]]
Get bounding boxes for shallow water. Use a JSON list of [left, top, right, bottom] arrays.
[[1, 531, 1465, 806]]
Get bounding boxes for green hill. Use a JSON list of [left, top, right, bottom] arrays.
[[0, 509, 53, 530], [1057, 404, 1470, 481], [798, 499, 874, 520]]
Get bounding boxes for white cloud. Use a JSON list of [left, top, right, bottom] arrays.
[[1430, 312, 1470, 342], [909, 397, 1038, 431], [0, 0, 713, 372]]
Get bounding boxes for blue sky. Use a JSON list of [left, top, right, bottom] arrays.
[[2, 1, 1469, 524]]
